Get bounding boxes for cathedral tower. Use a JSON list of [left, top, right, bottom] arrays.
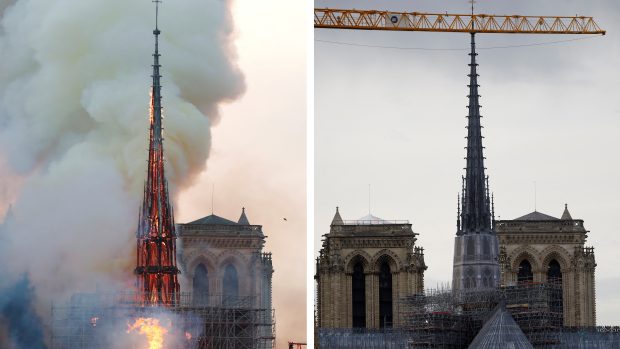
[[452, 33, 500, 292], [134, 0, 180, 305]]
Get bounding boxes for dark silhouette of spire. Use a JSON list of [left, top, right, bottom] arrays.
[[458, 32, 493, 235], [135, 0, 180, 306]]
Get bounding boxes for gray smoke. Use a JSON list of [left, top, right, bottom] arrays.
[[0, 275, 46, 349], [0, 0, 244, 346]]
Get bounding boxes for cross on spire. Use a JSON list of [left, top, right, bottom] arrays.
[[154, 0, 161, 30]]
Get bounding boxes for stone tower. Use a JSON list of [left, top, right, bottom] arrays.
[[496, 205, 596, 326], [316, 208, 426, 329]]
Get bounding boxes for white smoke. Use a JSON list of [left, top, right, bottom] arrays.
[[0, 0, 244, 340]]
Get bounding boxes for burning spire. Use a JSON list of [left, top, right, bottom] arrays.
[[134, 0, 180, 305]]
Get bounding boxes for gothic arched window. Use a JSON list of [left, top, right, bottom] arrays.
[[223, 264, 239, 305], [518, 259, 533, 284], [379, 261, 393, 328], [465, 267, 475, 288], [352, 261, 366, 328], [193, 263, 209, 305], [547, 259, 563, 317], [482, 268, 492, 287], [547, 259, 562, 284]]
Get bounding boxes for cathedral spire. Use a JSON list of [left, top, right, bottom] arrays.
[[452, 32, 500, 292], [458, 32, 493, 235], [152, 0, 163, 149], [135, 0, 180, 306]]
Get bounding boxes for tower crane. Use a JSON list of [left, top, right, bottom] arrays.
[[314, 8, 605, 35]]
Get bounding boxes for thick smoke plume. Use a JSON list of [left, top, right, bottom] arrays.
[[0, 274, 46, 349], [0, 0, 244, 346]]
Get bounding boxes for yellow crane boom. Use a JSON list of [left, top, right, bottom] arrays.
[[315, 9, 605, 35]]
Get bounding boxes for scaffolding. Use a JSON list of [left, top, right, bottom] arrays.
[[550, 327, 620, 348], [315, 281, 619, 348], [317, 328, 407, 349], [399, 282, 563, 348], [51, 292, 275, 349]]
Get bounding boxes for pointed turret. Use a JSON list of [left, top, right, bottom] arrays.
[[459, 32, 493, 235], [561, 203, 573, 220], [135, 0, 180, 306], [238, 207, 250, 225], [331, 207, 343, 225]]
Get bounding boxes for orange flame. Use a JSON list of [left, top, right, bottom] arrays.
[[127, 317, 168, 349]]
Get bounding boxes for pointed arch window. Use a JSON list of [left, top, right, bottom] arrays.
[[518, 259, 533, 284], [547, 259, 562, 284], [482, 267, 492, 287], [379, 261, 393, 328], [547, 259, 563, 317], [352, 262, 366, 328], [193, 263, 209, 305], [223, 264, 239, 305], [464, 267, 475, 288]]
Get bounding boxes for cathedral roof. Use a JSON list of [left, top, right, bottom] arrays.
[[188, 214, 239, 225], [355, 213, 388, 224], [468, 302, 533, 349], [514, 211, 559, 221]]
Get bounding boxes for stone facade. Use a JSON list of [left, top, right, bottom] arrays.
[[176, 208, 273, 312], [495, 205, 596, 327], [315, 208, 426, 329]]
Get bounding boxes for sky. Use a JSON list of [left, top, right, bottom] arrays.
[[315, 0, 620, 325], [177, 1, 307, 346]]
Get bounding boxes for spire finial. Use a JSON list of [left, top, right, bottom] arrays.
[[491, 192, 495, 227], [469, 0, 476, 31], [457, 194, 461, 231], [154, 1, 161, 29]]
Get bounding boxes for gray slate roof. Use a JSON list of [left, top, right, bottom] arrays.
[[468, 303, 533, 349], [188, 214, 239, 225], [514, 211, 559, 221]]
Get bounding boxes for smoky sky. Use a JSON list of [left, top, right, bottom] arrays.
[[315, 0, 620, 325]]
